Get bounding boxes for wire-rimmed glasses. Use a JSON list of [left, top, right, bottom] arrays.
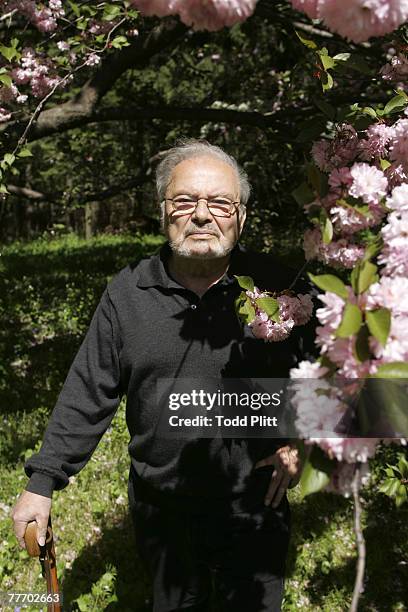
[[165, 196, 240, 218]]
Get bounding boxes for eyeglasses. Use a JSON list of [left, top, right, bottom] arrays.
[[165, 196, 240, 218]]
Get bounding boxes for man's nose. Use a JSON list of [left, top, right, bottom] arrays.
[[191, 199, 212, 223]]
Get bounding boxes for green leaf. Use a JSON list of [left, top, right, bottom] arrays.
[[0, 184, 9, 194], [295, 31, 317, 49], [299, 447, 335, 498], [69, 1, 81, 17], [238, 298, 256, 323], [17, 147, 33, 158], [103, 5, 122, 20], [353, 324, 371, 363], [398, 456, 408, 478], [336, 302, 362, 338], [395, 486, 407, 507], [362, 106, 377, 119], [354, 260, 378, 294], [111, 36, 129, 49], [255, 297, 280, 322], [300, 460, 331, 498], [333, 53, 351, 62], [0, 44, 19, 62], [308, 273, 348, 299], [318, 51, 336, 71], [383, 93, 408, 115], [363, 237, 383, 261], [379, 478, 400, 496], [291, 182, 315, 206], [321, 215, 333, 245], [380, 158, 391, 171], [366, 308, 391, 347], [321, 71, 334, 92], [372, 362, 408, 378], [307, 164, 328, 197], [0, 73, 12, 88], [234, 275, 254, 292], [3, 153, 15, 166]]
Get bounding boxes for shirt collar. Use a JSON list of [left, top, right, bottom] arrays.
[[136, 241, 245, 289]]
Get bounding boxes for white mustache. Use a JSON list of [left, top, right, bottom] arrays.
[[186, 228, 219, 237]]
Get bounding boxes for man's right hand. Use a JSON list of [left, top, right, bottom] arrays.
[[11, 491, 52, 550]]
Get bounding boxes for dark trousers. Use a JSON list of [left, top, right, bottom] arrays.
[[128, 471, 291, 612]]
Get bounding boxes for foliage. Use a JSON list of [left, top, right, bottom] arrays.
[[0, 232, 164, 421]]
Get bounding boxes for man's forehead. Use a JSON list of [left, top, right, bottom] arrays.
[[169, 156, 239, 188]]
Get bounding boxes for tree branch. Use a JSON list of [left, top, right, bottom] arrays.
[[350, 463, 366, 612], [0, 18, 187, 148]]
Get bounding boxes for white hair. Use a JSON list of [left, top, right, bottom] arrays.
[[155, 138, 251, 210]]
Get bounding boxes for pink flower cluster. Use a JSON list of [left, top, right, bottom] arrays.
[[381, 52, 408, 90], [290, 0, 408, 43], [246, 287, 313, 342], [304, 117, 408, 269], [130, 0, 258, 31], [10, 48, 62, 99], [7, 0, 64, 32]]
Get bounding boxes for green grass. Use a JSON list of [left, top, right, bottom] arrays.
[[1, 234, 407, 610]]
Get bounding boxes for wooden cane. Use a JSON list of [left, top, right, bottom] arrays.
[[24, 516, 62, 611]]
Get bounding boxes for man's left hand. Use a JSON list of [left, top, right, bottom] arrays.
[[254, 445, 303, 508]]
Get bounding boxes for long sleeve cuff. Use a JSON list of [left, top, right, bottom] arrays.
[[25, 472, 58, 498]]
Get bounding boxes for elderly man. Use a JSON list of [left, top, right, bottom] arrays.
[[12, 139, 313, 612]]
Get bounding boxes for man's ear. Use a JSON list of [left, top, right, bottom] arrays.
[[238, 206, 247, 235]]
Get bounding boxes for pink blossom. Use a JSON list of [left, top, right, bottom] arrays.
[[317, 0, 408, 43], [0, 107, 12, 123], [57, 41, 70, 52], [177, 0, 259, 31], [312, 126, 359, 172], [316, 437, 379, 463], [330, 204, 371, 235], [295, 394, 347, 438], [379, 211, 408, 276], [290, 361, 329, 378], [250, 313, 295, 341], [131, 0, 258, 29], [0, 83, 18, 103], [381, 53, 408, 87], [385, 162, 408, 189], [349, 162, 388, 204], [325, 461, 370, 497], [370, 315, 408, 362], [85, 53, 101, 67], [389, 119, 408, 170], [321, 239, 365, 268], [386, 183, 408, 213], [316, 291, 345, 329], [130, 0, 178, 17], [303, 228, 322, 260], [88, 20, 117, 35], [367, 276, 408, 315], [290, 0, 319, 18], [358, 123, 394, 161], [311, 139, 332, 171], [277, 293, 314, 326], [328, 167, 353, 191]]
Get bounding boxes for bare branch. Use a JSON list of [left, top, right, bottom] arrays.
[[350, 463, 366, 612]]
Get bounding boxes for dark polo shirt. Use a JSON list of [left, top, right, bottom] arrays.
[[24, 242, 317, 509]]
